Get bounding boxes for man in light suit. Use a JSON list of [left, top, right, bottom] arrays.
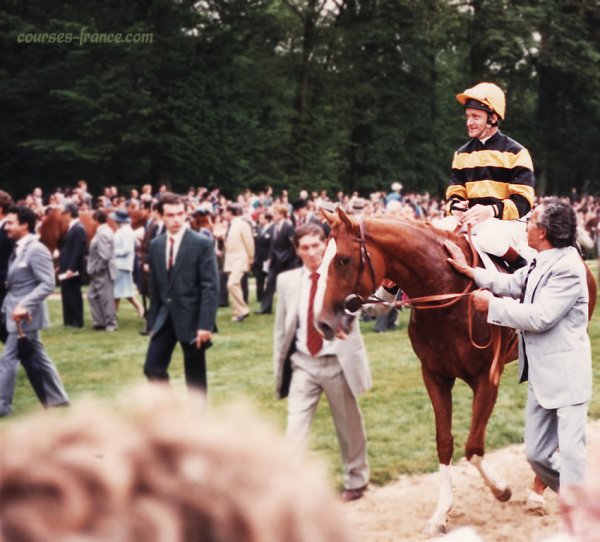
[[143, 193, 219, 392], [0, 206, 69, 416], [87, 210, 117, 331], [448, 198, 591, 494], [223, 203, 254, 322], [58, 202, 87, 328], [274, 223, 371, 501]]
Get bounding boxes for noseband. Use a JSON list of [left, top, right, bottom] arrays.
[[343, 217, 377, 315]]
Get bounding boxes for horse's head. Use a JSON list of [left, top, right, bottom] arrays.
[[317, 208, 385, 340]]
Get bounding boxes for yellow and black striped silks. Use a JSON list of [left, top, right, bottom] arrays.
[[445, 131, 535, 220]]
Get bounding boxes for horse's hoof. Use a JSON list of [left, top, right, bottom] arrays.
[[422, 521, 447, 538], [492, 485, 512, 502]]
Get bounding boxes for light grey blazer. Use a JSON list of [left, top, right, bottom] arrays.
[[474, 246, 591, 409], [87, 224, 117, 280], [2, 235, 54, 334], [273, 267, 372, 400]]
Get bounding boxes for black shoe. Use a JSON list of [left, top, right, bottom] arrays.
[[232, 313, 250, 322], [139, 330, 150, 336], [255, 310, 271, 315]]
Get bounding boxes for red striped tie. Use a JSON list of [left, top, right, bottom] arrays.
[[167, 237, 175, 279], [307, 272, 323, 356]]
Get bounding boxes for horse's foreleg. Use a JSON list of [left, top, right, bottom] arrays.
[[466, 373, 511, 502], [421, 367, 455, 536]]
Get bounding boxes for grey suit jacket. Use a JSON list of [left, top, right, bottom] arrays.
[[2, 235, 54, 334], [475, 246, 591, 409], [87, 224, 117, 280], [148, 228, 219, 343], [273, 267, 371, 399]]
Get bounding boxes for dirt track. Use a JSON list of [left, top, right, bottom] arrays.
[[345, 419, 600, 541]]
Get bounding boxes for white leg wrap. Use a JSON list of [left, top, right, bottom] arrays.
[[424, 464, 453, 536]]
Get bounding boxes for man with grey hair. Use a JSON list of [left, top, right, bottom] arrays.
[[448, 198, 591, 501]]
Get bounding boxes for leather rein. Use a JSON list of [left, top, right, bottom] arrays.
[[346, 218, 506, 385]]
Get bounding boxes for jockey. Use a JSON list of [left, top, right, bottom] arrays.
[[439, 82, 535, 269]]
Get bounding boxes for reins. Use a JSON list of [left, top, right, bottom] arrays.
[[348, 220, 506, 385]]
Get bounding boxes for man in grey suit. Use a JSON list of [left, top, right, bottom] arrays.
[[0, 206, 69, 416], [87, 209, 117, 331], [448, 198, 591, 495], [274, 223, 371, 501], [143, 193, 219, 391]]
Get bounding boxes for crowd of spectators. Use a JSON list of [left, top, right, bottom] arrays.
[[9, 180, 600, 331]]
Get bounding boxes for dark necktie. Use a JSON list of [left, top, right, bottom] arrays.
[[307, 272, 323, 356], [519, 258, 536, 382], [167, 237, 175, 279]]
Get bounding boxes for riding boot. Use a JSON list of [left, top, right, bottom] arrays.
[[502, 246, 528, 272]]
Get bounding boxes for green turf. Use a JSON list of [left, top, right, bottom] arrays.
[[2, 263, 600, 488]]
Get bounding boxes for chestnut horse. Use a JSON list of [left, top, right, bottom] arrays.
[[317, 209, 596, 535], [39, 207, 149, 253]]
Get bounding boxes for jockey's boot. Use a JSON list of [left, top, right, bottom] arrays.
[[502, 246, 528, 272]]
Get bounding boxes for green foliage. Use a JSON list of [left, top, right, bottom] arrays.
[[0, 0, 599, 196]]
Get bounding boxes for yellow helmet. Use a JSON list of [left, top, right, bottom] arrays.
[[456, 82, 506, 120]]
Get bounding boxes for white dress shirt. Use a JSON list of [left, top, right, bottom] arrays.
[[295, 266, 336, 357], [165, 224, 187, 269]]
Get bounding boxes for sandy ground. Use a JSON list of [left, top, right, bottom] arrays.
[[345, 419, 600, 542]]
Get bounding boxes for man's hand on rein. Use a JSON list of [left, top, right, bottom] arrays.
[[471, 290, 493, 313]]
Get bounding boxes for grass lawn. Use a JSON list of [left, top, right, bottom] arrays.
[[3, 263, 600, 488]]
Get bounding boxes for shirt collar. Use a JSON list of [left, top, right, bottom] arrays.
[[168, 224, 187, 243], [69, 218, 79, 229], [16, 233, 34, 249], [534, 246, 569, 266]]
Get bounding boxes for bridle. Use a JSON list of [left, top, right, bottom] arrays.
[[343, 216, 479, 314], [340, 217, 511, 385]]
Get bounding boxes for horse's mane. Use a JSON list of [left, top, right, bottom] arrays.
[[360, 216, 465, 247]]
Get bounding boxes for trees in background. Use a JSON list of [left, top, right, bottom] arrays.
[[1, 0, 598, 197]]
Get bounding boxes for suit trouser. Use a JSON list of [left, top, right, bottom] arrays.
[[143, 316, 207, 391], [227, 269, 249, 318], [87, 272, 117, 328], [60, 277, 84, 327], [524, 385, 587, 492], [253, 262, 266, 302], [0, 331, 69, 416], [286, 351, 369, 490]]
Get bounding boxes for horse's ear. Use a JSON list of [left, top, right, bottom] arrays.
[[320, 208, 336, 225], [337, 207, 353, 229]]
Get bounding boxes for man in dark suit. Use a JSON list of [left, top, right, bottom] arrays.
[[253, 211, 273, 303], [0, 190, 15, 343], [138, 203, 164, 335], [257, 204, 297, 314], [143, 193, 219, 391], [58, 202, 87, 328]]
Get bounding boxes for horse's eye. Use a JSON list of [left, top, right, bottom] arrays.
[[337, 256, 350, 267]]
